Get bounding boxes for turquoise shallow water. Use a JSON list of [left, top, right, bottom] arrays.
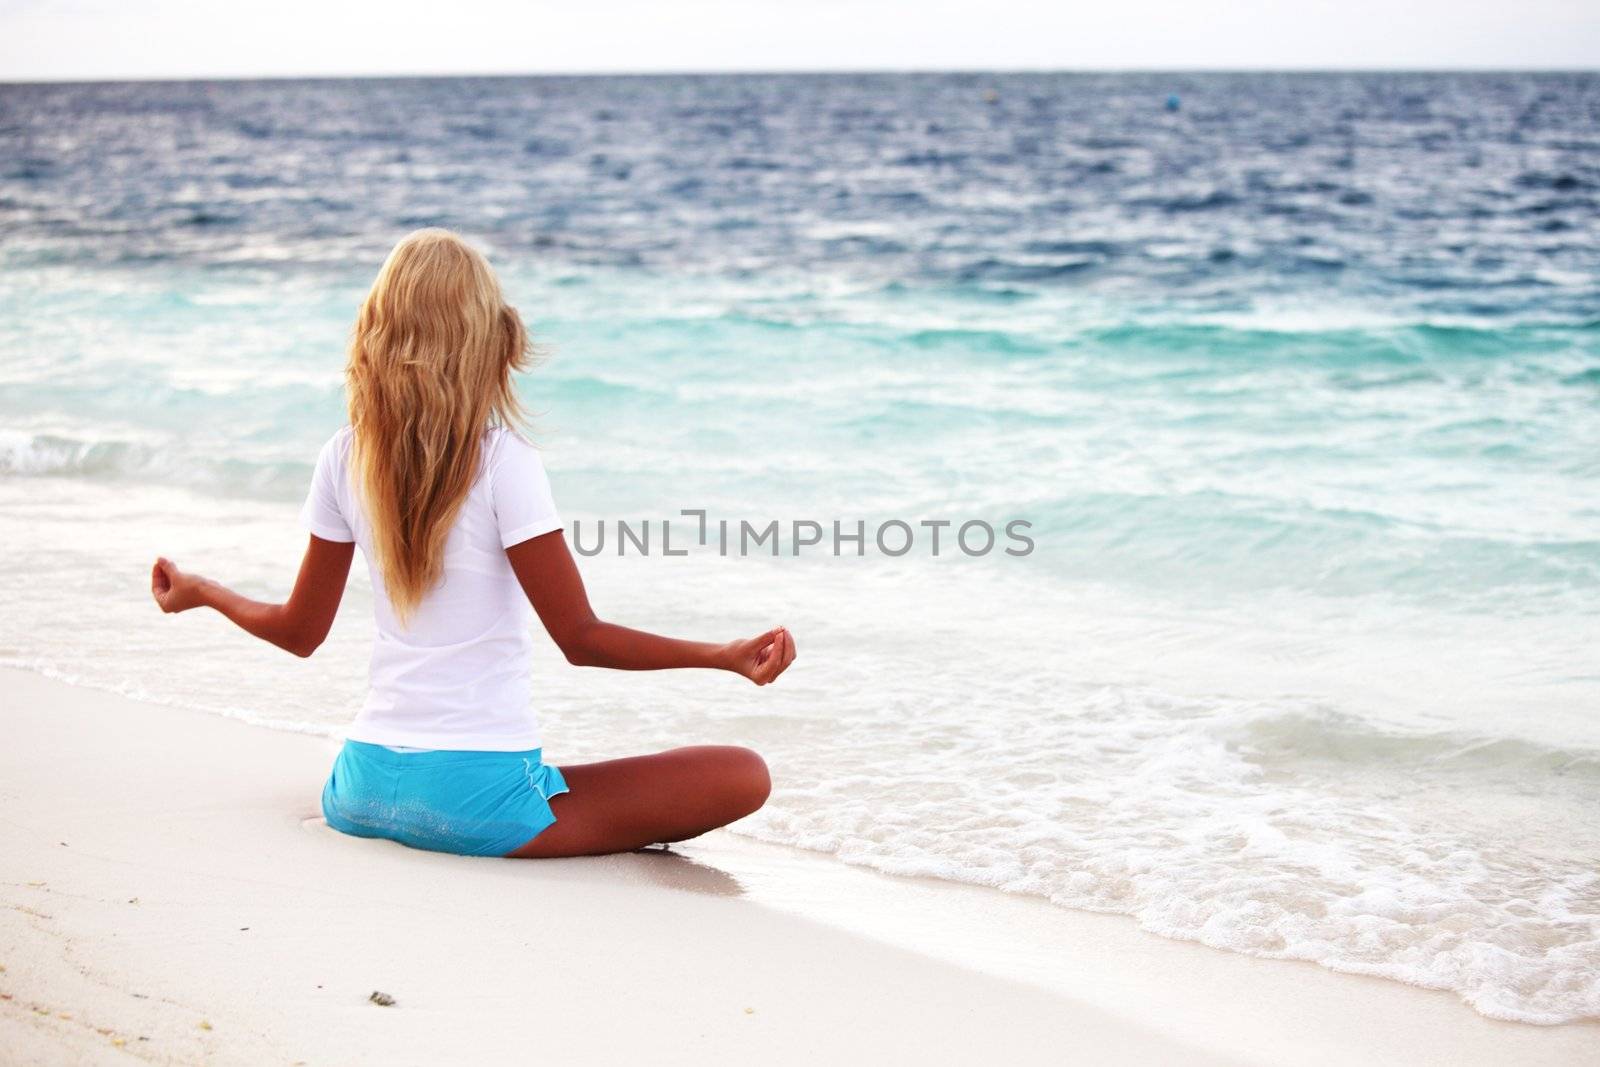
[[1, 73, 1598, 1022], [5, 263, 1596, 614]]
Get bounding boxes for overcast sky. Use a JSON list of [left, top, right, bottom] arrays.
[[2, 0, 1596, 80]]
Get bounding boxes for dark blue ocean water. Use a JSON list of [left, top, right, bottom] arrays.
[[1, 74, 1598, 1022], [4, 73, 1598, 310]]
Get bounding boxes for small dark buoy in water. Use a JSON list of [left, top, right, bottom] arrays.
[[983, 88, 999, 105], [1165, 93, 1181, 112]]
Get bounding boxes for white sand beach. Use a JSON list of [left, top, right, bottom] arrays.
[[3, 668, 1596, 1066]]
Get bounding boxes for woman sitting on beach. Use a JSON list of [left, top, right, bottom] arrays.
[[148, 229, 789, 858]]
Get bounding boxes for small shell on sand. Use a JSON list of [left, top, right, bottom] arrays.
[[369, 991, 395, 1007]]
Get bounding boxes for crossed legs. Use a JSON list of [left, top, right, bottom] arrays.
[[508, 745, 771, 858]]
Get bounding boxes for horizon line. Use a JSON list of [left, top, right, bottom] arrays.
[[4, 64, 1597, 86]]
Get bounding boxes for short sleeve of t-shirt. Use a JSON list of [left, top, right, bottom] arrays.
[[491, 432, 562, 548], [299, 431, 356, 543]]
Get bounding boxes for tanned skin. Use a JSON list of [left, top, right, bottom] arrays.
[[151, 529, 793, 857]]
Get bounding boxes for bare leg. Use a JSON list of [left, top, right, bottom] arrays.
[[508, 745, 771, 858]]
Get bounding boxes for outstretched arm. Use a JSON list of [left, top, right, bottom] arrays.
[[506, 530, 796, 685], [150, 534, 356, 658]]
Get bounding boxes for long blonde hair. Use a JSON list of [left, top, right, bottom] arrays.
[[346, 229, 532, 620]]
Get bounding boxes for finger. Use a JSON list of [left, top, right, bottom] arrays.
[[764, 631, 789, 682], [771, 635, 796, 682], [754, 652, 776, 684], [755, 635, 784, 683]]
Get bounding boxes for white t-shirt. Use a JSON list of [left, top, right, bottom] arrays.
[[299, 426, 562, 751]]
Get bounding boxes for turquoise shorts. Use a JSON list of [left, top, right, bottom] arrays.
[[321, 740, 570, 857]]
